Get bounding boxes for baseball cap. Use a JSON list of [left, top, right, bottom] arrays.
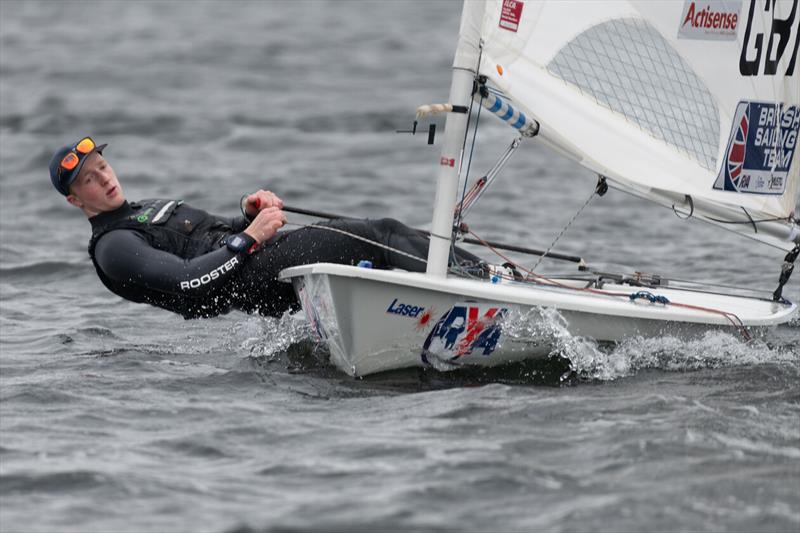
[[49, 137, 108, 196]]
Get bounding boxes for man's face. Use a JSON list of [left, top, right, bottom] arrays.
[[66, 152, 125, 215]]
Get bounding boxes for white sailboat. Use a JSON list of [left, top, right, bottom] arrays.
[[280, 0, 800, 377]]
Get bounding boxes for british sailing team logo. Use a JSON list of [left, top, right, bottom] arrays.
[[714, 101, 800, 195], [421, 303, 508, 363]]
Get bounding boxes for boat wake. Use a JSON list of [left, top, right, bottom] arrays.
[[567, 331, 797, 381], [509, 304, 798, 381]]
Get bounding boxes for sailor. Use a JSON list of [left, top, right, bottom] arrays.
[[50, 136, 485, 319]]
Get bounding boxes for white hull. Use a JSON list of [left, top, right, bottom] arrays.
[[279, 264, 796, 377]]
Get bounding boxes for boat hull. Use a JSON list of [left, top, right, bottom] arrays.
[[279, 264, 796, 377]]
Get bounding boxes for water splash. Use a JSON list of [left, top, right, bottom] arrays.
[[231, 312, 316, 360], [564, 328, 798, 381], [502, 306, 799, 382]]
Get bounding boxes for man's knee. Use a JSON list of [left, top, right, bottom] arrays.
[[371, 217, 408, 235]]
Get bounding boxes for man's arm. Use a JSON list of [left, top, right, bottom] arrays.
[[94, 202, 285, 298], [211, 214, 249, 233], [94, 230, 252, 297]]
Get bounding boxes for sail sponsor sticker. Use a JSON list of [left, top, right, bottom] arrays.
[[678, 0, 740, 41], [713, 101, 800, 195], [421, 303, 508, 362], [499, 0, 524, 33]]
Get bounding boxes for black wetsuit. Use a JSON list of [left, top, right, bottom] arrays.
[[88, 199, 481, 319]]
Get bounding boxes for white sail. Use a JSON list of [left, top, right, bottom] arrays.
[[463, 0, 799, 250]]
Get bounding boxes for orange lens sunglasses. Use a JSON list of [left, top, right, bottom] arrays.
[[59, 137, 96, 173]]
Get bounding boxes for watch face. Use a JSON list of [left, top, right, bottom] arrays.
[[227, 235, 248, 252]]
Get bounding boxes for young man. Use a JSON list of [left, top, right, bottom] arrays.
[[50, 136, 485, 319]]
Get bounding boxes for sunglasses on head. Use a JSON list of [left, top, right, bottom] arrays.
[[58, 137, 96, 177]]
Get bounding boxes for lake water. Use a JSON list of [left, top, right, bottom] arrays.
[[1, 1, 798, 532]]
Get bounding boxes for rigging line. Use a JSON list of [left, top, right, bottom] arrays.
[[283, 221, 485, 280], [456, 88, 485, 231], [455, 137, 522, 221], [280, 205, 583, 262], [452, 95, 484, 274], [672, 195, 694, 219], [455, 46, 482, 176], [467, 229, 753, 340], [451, 45, 484, 272], [605, 180, 793, 251], [283, 222, 428, 265], [702, 214, 792, 225], [530, 184, 598, 272], [741, 207, 758, 233], [590, 270, 776, 297]]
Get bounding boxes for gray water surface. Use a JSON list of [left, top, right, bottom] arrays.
[[1, 2, 798, 532]]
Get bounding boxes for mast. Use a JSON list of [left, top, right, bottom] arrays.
[[425, 0, 484, 277]]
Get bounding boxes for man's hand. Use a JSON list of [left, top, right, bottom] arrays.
[[243, 206, 287, 244], [242, 190, 284, 219]]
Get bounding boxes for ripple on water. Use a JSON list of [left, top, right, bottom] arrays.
[[0, 471, 111, 495]]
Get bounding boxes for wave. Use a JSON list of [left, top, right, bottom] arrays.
[[228, 108, 423, 134], [149, 438, 229, 459], [0, 388, 83, 405], [0, 470, 110, 495], [0, 260, 87, 280], [19, 105, 189, 138]]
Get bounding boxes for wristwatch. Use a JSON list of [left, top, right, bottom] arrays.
[[225, 233, 257, 255]]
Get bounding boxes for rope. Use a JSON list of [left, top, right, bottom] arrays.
[[283, 221, 478, 280], [415, 103, 454, 119], [531, 185, 598, 271], [456, 92, 483, 229], [283, 222, 428, 266], [449, 48, 483, 274]]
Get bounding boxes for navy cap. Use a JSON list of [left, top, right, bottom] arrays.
[[49, 137, 108, 196]]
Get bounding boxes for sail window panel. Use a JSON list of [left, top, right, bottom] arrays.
[[638, 57, 652, 73], [547, 18, 721, 171]]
